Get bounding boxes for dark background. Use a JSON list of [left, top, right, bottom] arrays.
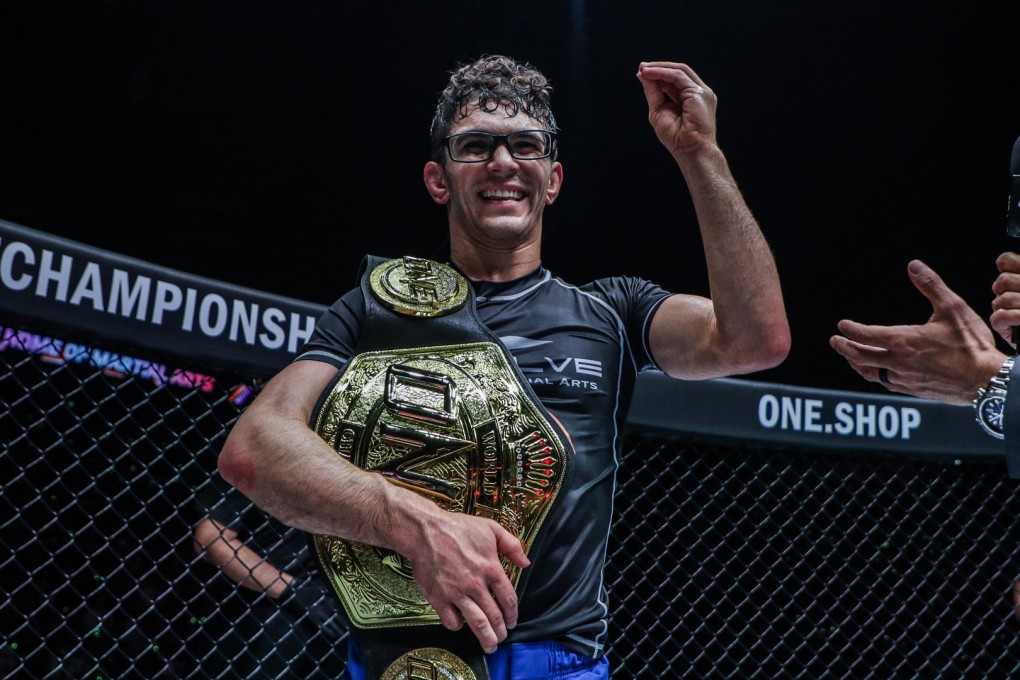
[[1, 0, 1017, 392]]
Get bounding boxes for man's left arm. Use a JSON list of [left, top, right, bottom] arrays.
[[637, 62, 790, 379]]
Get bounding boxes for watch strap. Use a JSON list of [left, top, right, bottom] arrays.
[[975, 356, 1013, 439], [1001, 356, 1020, 479], [989, 356, 1014, 392]]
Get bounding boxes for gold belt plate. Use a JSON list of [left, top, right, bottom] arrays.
[[312, 342, 567, 629], [380, 648, 477, 680]]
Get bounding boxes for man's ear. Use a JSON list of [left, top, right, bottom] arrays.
[[546, 162, 564, 205], [424, 161, 450, 205]]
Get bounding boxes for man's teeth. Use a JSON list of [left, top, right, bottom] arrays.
[[481, 190, 523, 199]]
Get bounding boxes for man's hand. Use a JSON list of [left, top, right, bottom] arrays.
[[637, 61, 717, 159], [991, 251, 1020, 348], [193, 519, 293, 599], [830, 260, 1005, 405], [402, 511, 530, 654]]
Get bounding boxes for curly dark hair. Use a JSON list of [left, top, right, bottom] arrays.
[[429, 54, 558, 163]]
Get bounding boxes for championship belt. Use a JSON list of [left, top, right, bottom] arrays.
[[309, 256, 570, 680]]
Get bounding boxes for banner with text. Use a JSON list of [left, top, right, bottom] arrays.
[[631, 372, 1002, 457], [0, 219, 328, 376]]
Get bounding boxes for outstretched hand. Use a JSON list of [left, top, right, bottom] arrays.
[[830, 260, 1006, 405], [637, 61, 717, 159]]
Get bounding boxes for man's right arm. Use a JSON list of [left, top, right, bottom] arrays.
[[219, 360, 394, 540], [217, 359, 528, 652]]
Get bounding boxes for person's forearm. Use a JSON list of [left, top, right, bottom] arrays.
[[676, 144, 790, 368], [219, 405, 447, 558]]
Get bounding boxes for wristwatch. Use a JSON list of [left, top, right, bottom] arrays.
[[974, 356, 1015, 440]]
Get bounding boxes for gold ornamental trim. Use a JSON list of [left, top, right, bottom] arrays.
[[312, 342, 567, 629], [380, 648, 477, 680], [369, 256, 468, 317]]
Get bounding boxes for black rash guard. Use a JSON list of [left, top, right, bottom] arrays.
[[295, 264, 671, 657]]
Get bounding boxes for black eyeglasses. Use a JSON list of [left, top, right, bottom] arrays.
[[443, 130, 557, 163]]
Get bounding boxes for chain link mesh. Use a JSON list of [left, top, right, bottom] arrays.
[[3, 324, 1020, 678], [609, 438, 1020, 678]]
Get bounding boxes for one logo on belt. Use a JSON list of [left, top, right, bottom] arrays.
[[370, 257, 467, 317]]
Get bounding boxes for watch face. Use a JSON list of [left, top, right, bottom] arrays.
[[979, 394, 1006, 434]]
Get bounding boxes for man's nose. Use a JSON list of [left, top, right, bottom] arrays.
[[487, 142, 519, 169]]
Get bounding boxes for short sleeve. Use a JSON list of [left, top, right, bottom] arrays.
[[579, 277, 671, 371], [294, 287, 365, 370]]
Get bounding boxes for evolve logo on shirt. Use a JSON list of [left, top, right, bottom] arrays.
[[501, 335, 602, 390]]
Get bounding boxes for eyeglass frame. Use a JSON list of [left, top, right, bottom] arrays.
[[441, 129, 558, 163]]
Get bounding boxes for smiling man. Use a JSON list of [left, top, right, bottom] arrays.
[[218, 55, 790, 679]]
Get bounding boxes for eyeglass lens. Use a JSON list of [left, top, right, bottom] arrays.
[[448, 131, 552, 162]]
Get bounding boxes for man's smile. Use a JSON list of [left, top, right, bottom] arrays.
[[480, 189, 526, 201]]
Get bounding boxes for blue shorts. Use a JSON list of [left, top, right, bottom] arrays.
[[344, 637, 609, 680]]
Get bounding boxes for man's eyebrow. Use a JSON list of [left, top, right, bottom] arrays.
[[455, 129, 543, 135]]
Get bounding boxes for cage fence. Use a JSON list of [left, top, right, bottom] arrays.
[[3, 321, 1020, 679]]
